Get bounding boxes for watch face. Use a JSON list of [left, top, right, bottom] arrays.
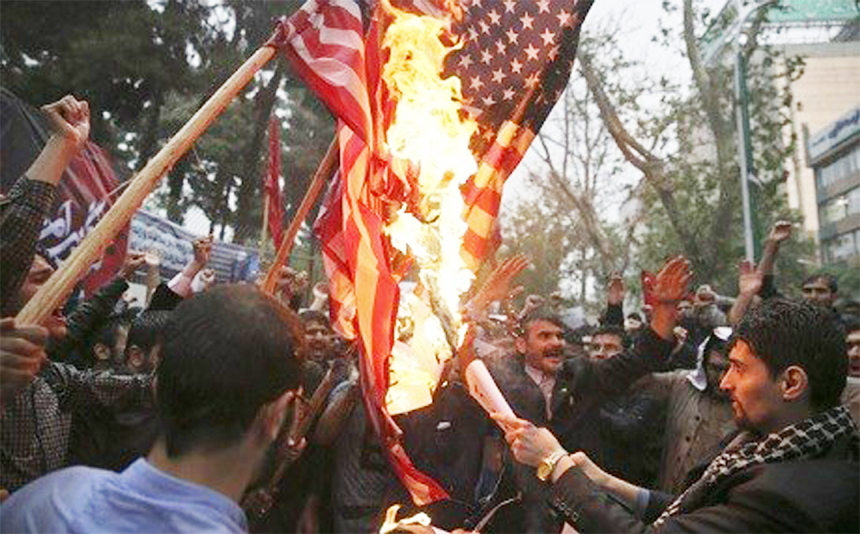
[[537, 462, 551, 481]]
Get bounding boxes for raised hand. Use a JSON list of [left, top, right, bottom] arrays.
[[0, 318, 48, 407], [738, 259, 763, 296], [650, 256, 692, 340], [464, 254, 529, 321], [41, 95, 90, 152], [652, 256, 692, 305], [607, 273, 625, 305], [119, 251, 146, 280], [767, 221, 793, 244], [192, 235, 214, 267]]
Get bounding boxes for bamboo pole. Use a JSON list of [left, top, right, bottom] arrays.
[[260, 194, 270, 258], [16, 45, 277, 326], [262, 136, 338, 295]]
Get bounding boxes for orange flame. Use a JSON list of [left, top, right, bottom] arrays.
[[380, 2, 478, 414]]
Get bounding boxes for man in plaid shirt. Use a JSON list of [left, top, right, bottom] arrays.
[[0, 96, 154, 493]]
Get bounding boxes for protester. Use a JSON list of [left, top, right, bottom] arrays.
[[313, 352, 396, 533], [585, 324, 664, 488], [648, 327, 736, 494], [1, 95, 90, 310], [49, 251, 145, 369], [499, 298, 859, 533], [1, 285, 304, 533], [486, 256, 691, 532], [300, 309, 336, 363]]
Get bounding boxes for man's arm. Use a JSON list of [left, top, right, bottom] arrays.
[[571, 258, 690, 398], [0, 96, 90, 308], [756, 221, 792, 301], [40, 360, 153, 413], [49, 254, 143, 361], [728, 260, 762, 326], [602, 273, 625, 327]]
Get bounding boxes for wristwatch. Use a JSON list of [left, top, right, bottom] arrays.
[[536, 449, 568, 482]]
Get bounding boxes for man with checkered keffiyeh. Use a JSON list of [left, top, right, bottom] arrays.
[[499, 298, 859, 533]]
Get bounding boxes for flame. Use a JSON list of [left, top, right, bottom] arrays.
[[380, 504, 434, 534], [380, 2, 479, 414]]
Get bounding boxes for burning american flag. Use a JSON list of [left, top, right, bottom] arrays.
[[270, 0, 593, 505]]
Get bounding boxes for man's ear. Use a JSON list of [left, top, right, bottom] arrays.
[[92, 343, 111, 362], [259, 389, 297, 442], [781, 365, 808, 402]]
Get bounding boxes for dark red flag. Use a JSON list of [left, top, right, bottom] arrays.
[[264, 117, 284, 247]]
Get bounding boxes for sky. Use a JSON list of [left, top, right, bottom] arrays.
[[504, 0, 730, 212]]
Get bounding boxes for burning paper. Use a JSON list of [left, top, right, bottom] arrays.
[[464, 359, 515, 421]]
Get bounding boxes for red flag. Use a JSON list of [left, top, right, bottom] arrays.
[[39, 141, 128, 296], [276, 0, 593, 505], [264, 117, 284, 247]]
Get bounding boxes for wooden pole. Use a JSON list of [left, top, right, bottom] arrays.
[[16, 45, 277, 326], [260, 194, 270, 258], [262, 137, 338, 295]]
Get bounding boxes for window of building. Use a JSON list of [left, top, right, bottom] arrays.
[[817, 148, 860, 190], [823, 232, 858, 263], [819, 186, 860, 227]]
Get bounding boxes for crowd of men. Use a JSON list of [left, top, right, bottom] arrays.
[[0, 97, 858, 533]]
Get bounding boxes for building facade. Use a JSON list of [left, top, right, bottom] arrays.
[[808, 107, 860, 266]]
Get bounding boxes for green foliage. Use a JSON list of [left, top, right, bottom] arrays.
[[1, 0, 335, 248]]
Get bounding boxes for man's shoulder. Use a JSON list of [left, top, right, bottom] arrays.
[[1, 465, 112, 532], [723, 457, 859, 525]]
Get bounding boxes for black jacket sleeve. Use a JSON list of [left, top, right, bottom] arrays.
[[565, 328, 674, 402]]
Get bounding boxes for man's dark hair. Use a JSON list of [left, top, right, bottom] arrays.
[[126, 310, 172, 356], [845, 316, 860, 335], [87, 309, 137, 364], [592, 324, 630, 349], [157, 285, 303, 457], [802, 273, 838, 293], [518, 308, 566, 338], [299, 309, 330, 329], [731, 298, 847, 410]]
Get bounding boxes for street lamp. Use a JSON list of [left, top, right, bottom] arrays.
[[733, 0, 778, 261]]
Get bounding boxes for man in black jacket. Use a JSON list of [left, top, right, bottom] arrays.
[[487, 257, 691, 532], [501, 297, 859, 533]]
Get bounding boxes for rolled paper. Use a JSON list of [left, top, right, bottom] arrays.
[[464, 359, 515, 420]]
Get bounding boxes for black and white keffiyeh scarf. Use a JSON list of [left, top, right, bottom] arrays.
[[654, 405, 859, 527]]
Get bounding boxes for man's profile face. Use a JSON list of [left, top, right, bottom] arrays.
[[720, 340, 784, 432], [15, 255, 67, 339], [802, 278, 836, 307], [847, 329, 860, 379], [705, 349, 730, 400], [517, 319, 565, 375], [303, 320, 333, 361], [588, 333, 623, 361]]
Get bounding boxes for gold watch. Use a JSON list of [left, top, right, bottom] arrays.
[[536, 449, 568, 482]]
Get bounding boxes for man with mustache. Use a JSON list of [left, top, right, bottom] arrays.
[[488, 257, 691, 533], [501, 298, 859, 533]]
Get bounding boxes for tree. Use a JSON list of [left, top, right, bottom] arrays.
[[1, 0, 337, 247], [570, 0, 809, 293]]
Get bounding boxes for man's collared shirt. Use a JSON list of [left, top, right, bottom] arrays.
[[525, 364, 556, 419], [0, 458, 247, 533]]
